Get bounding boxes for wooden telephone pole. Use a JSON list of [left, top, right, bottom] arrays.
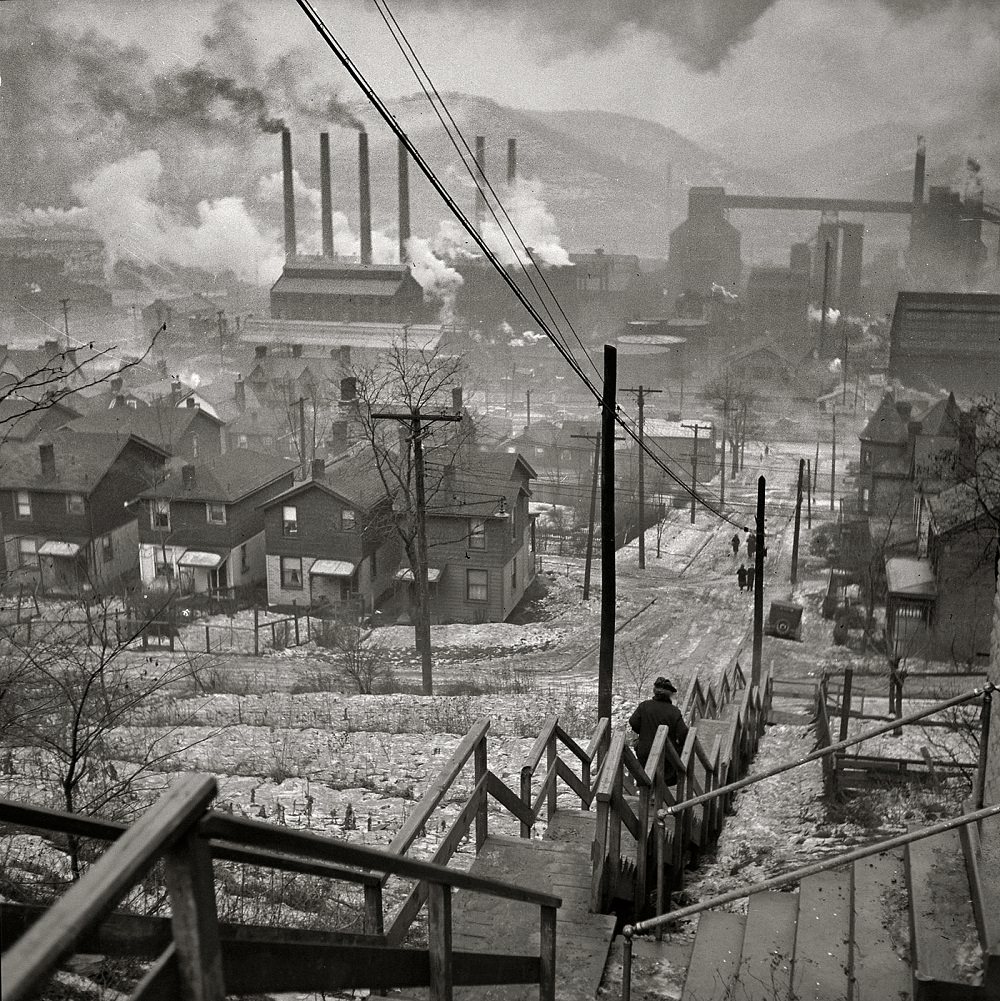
[[751, 476, 766, 687], [830, 412, 837, 512], [598, 346, 617, 723], [573, 427, 624, 600], [791, 458, 805, 585], [371, 408, 462, 695], [622, 385, 662, 569], [682, 422, 712, 524]]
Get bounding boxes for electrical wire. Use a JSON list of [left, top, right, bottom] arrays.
[[369, 0, 601, 387]]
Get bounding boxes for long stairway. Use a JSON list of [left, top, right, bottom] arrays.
[[451, 812, 617, 1001]]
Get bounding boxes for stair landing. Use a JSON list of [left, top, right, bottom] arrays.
[[451, 820, 616, 1001]]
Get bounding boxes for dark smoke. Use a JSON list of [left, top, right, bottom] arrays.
[[152, 66, 285, 134]]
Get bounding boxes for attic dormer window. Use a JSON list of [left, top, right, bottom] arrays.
[[341, 509, 356, 532], [469, 518, 486, 550]]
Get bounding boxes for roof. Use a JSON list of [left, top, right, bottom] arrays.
[[644, 419, 715, 439], [143, 293, 224, 317], [282, 258, 411, 278], [178, 550, 225, 568], [396, 566, 443, 583], [0, 398, 80, 440], [240, 318, 442, 352], [885, 556, 937, 597], [920, 392, 962, 437], [0, 429, 168, 492], [925, 481, 993, 536], [65, 405, 222, 452], [729, 337, 797, 371], [263, 453, 387, 512], [427, 450, 536, 518], [310, 559, 356, 577], [271, 276, 408, 298], [860, 393, 910, 444], [139, 450, 298, 504], [889, 291, 1000, 360]]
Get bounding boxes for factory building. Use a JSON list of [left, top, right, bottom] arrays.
[[667, 187, 742, 302]]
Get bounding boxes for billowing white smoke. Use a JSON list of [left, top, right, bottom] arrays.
[[74, 150, 285, 284], [808, 305, 841, 325], [404, 236, 463, 320]]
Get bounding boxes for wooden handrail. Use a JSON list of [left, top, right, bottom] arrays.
[[523, 716, 558, 776], [200, 812, 561, 908], [553, 723, 590, 765], [3, 774, 218, 1001], [585, 718, 610, 762]]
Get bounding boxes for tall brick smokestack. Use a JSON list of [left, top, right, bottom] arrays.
[[320, 131, 334, 257], [398, 138, 411, 264], [507, 138, 516, 185], [281, 128, 297, 258], [913, 135, 926, 207], [359, 132, 372, 265], [474, 135, 486, 225]]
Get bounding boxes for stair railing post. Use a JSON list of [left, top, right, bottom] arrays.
[[977, 687, 992, 809], [546, 730, 557, 822], [621, 929, 634, 1001], [520, 765, 533, 839], [427, 881, 454, 1001], [655, 814, 666, 937], [635, 772, 650, 914], [163, 830, 226, 1001], [364, 882, 384, 936], [474, 731, 488, 850], [539, 904, 557, 1001], [581, 754, 592, 810]]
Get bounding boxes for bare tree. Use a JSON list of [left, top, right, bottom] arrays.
[[316, 611, 389, 695], [350, 332, 471, 693], [703, 366, 759, 476]]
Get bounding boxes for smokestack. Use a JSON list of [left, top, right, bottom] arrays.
[[398, 138, 411, 264], [475, 135, 486, 224], [507, 138, 516, 185], [912, 135, 926, 208], [358, 132, 372, 265], [320, 132, 334, 258], [281, 128, 297, 258]]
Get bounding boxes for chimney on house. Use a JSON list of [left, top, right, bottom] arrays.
[[896, 401, 912, 421], [311, 458, 325, 481], [43, 339, 59, 356], [329, 420, 350, 455], [39, 443, 55, 479], [110, 376, 123, 394], [398, 138, 411, 264], [181, 464, 196, 489], [235, 374, 246, 411], [340, 376, 357, 404], [255, 345, 267, 359], [474, 135, 486, 224], [507, 138, 516, 185], [320, 131, 335, 258], [338, 345, 351, 369], [452, 386, 463, 412], [170, 378, 182, 407], [358, 132, 373, 265], [282, 128, 297, 257]]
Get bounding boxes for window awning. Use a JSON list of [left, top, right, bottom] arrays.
[[395, 567, 443, 583], [178, 550, 224, 569], [310, 559, 356, 578], [38, 541, 81, 558]]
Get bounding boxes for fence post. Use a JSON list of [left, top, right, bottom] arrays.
[[294, 602, 300, 645], [838, 668, 853, 742], [474, 732, 488, 851], [205, 625, 211, 654], [253, 606, 260, 656], [163, 831, 226, 1001], [427, 882, 454, 1001], [891, 664, 903, 738]]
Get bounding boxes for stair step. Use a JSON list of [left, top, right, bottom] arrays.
[[852, 850, 911, 1001], [731, 891, 797, 1001], [792, 865, 854, 1001], [906, 827, 981, 998], [681, 910, 746, 1001], [543, 810, 599, 852]]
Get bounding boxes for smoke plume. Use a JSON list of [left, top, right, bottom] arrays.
[[405, 236, 464, 319]]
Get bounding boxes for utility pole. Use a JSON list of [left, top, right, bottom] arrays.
[[791, 458, 805, 585], [720, 399, 729, 509], [573, 428, 623, 599], [372, 408, 463, 695], [751, 476, 766, 687], [623, 385, 662, 569], [819, 239, 832, 358], [598, 345, 617, 724], [830, 412, 837, 512], [842, 326, 849, 406], [814, 440, 819, 492], [298, 396, 307, 478], [682, 421, 712, 524], [806, 457, 813, 528], [217, 309, 226, 369], [526, 388, 531, 428], [59, 298, 70, 351]]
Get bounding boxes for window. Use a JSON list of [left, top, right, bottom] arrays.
[[126, 399, 138, 409], [15, 491, 31, 519], [341, 509, 356, 532], [469, 518, 487, 550], [280, 556, 303, 589], [467, 568, 488, 603], [102, 535, 114, 563], [861, 448, 872, 469], [66, 493, 85, 516], [17, 538, 38, 568], [154, 550, 173, 578], [206, 502, 227, 525], [237, 434, 249, 449], [240, 544, 249, 574], [282, 505, 298, 536], [511, 510, 517, 542], [192, 434, 199, 459], [151, 499, 170, 531], [861, 487, 870, 513]]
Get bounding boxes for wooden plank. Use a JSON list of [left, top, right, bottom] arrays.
[[539, 905, 556, 1001], [792, 866, 854, 1001], [906, 826, 980, 996], [163, 831, 225, 1001], [555, 756, 590, 805], [732, 891, 797, 1001], [554, 723, 589, 765], [2, 774, 217, 1001], [681, 911, 746, 1001], [486, 771, 535, 828], [523, 716, 558, 775], [852, 850, 911, 1001]]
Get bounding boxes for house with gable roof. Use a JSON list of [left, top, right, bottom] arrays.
[[0, 429, 169, 594], [135, 450, 298, 595]]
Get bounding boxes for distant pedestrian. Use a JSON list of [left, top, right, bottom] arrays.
[[737, 564, 747, 591], [731, 533, 741, 556], [746, 565, 756, 593], [747, 533, 756, 560], [629, 677, 689, 779], [764, 444, 770, 457]]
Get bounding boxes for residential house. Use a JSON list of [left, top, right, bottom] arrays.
[[260, 454, 399, 613], [0, 398, 81, 442], [406, 449, 538, 624], [135, 450, 298, 596], [64, 403, 225, 462], [0, 430, 169, 594], [641, 418, 717, 486], [199, 375, 287, 455]]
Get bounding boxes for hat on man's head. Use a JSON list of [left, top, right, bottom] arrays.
[[653, 676, 677, 693]]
